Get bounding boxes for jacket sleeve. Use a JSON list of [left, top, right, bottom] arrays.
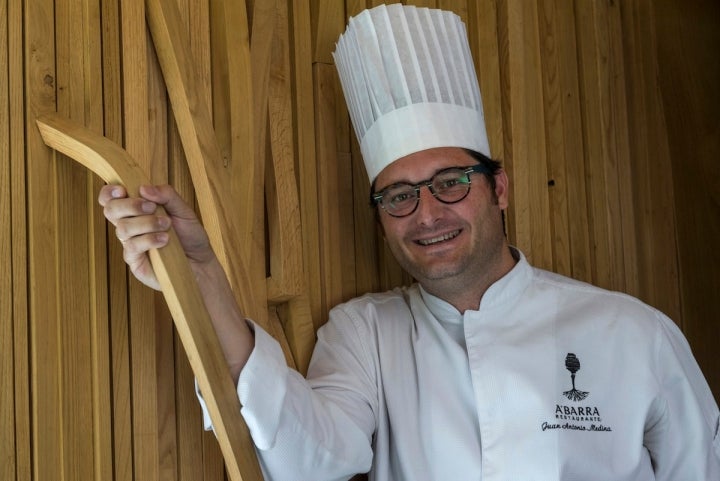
[[196, 318, 376, 481], [644, 312, 720, 480]]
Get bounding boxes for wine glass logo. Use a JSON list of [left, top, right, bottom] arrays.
[[563, 353, 589, 401]]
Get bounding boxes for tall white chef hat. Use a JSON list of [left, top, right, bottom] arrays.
[[333, 3, 490, 182]]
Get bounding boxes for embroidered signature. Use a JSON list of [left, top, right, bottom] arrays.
[[541, 422, 612, 432]]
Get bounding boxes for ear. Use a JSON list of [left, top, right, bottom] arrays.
[[493, 169, 510, 209]]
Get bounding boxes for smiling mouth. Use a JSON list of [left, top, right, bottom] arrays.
[[416, 230, 461, 246]]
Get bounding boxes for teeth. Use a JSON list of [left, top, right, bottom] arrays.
[[418, 230, 459, 246]]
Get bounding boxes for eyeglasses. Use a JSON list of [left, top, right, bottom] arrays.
[[371, 164, 491, 217]]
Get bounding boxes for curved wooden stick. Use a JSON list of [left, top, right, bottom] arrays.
[[36, 113, 264, 481]]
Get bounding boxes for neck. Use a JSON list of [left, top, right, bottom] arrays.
[[421, 244, 518, 313]]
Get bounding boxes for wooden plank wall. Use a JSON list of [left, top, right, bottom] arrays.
[[652, 0, 720, 413], [1, 0, 717, 479]]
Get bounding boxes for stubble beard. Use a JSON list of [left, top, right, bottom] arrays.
[[391, 220, 508, 298]]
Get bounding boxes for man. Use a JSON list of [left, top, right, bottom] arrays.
[[100, 4, 719, 480]]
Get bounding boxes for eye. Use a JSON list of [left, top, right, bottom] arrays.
[[390, 191, 413, 204], [438, 177, 460, 189], [384, 185, 416, 206], [434, 170, 468, 192]]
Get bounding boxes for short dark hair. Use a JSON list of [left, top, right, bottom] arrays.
[[463, 149, 502, 192]]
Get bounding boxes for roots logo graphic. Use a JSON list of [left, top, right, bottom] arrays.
[[563, 353, 589, 401]]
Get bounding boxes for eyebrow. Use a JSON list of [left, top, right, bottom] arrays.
[[375, 164, 478, 193]]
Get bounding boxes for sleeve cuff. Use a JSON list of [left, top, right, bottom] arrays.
[[195, 320, 289, 450]]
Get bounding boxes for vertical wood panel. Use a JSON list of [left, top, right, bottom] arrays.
[[147, 29, 179, 481], [351, 135, 378, 297], [0, 2, 15, 479], [502, 0, 552, 267], [547, 0, 592, 282], [328, 9, 356, 303], [468, 0, 504, 160], [97, 0, 136, 468], [575, 0, 616, 290], [9, 1, 31, 479], [604, 0, 638, 297], [25, 1, 61, 480], [311, 0, 344, 64], [574, 1, 639, 293], [537, 0, 571, 276], [536, 0, 592, 279], [268, 0, 317, 374], [54, 0, 101, 477], [311, 2, 347, 320], [654, 0, 720, 402], [120, 1, 162, 479], [171, 0, 224, 478], [344, 0, 378, 298], [314, 62, 345, 317], [290, 0, 324, 329], [267, 0, 303, 303], [620, 0, 680, 318], [0, 230, 14, 477]]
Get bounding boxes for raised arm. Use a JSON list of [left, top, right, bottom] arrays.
[[98, 183, 254, 381]]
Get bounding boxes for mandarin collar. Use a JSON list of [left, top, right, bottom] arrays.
[[418, 247, 533, 323]]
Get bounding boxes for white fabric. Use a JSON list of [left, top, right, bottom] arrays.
[[333, 4, 490, 182], [198, 250, 720, 481], [359, 102, 490, 182]]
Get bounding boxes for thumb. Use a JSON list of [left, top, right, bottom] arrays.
[[138, 184, 197, 221]]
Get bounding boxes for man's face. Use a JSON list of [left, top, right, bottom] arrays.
[[375, 147, 509, 291]]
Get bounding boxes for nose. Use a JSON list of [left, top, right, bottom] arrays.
[[414, 184, 443, 225]]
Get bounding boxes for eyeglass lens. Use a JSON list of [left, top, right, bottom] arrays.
[[378, 167, 473, 217]]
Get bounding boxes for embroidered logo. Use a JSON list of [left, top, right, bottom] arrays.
[[539, 352, 612, 433], [562, 353, 589, 401]]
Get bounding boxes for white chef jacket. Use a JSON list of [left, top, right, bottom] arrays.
[[198, 250, 720, 481]]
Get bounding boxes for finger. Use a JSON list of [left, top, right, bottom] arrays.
[[122, 238, 162, 291], [103, 196, 159, 227], [115, 213, 171, 243], [98, 184, 127, 207], [121, 231, 170, 259]]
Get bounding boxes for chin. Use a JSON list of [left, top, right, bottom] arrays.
[[409, 259, 467, 283]]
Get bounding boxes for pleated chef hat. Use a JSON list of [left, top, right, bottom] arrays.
[[333, 4, 490, 182]]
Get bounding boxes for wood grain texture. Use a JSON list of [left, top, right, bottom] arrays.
[[542, 0, 592, 282], [619, 0, 680, 318], [654, 0, 720, 403], [291, 0, 324, 330], [468, 0, 504, 160], [267, 0, 317, 374], [267, 0, 303, 303], [537, 0, 572, 277], [314, 63, 345, 318], [311, 0, 344, 64], [24, 1, 62, 479], [36, 113, 264, 481], [146, 0, 276, 343], [0, 3, 15, 479], [9, 1, 31, 478], [101, 2, 134, 478], [120, 2, 166, 479], [146, 0, 297, 394], [147, 0, 251, 292], [5, 1, 719, 478], [54, 0, 98, 477], [172, 2, 225, 479], [502, 0, 552, 268]]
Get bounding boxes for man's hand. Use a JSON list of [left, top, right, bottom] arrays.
[[98, 184, 213, 290]]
